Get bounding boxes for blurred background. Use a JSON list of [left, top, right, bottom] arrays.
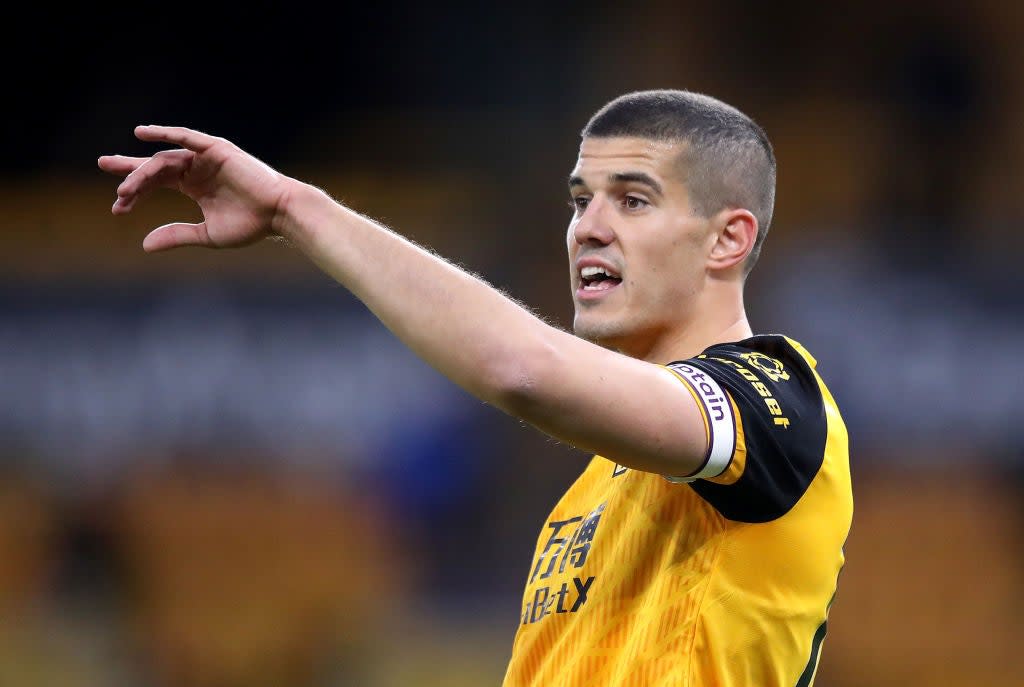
[[2, 1, 1024, 685]]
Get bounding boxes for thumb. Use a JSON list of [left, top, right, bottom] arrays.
[[143, 222, 213, 252]]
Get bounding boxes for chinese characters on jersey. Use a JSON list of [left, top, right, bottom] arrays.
[[522, 502, 605, 625]]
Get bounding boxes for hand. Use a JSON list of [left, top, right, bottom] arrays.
[[98, 125, 294, 252]]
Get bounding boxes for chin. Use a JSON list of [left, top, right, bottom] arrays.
[[573, 316, 628, 347]]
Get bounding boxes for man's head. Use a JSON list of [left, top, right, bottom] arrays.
[[582, 89, 776, 268], [567, 89, 776, 358]]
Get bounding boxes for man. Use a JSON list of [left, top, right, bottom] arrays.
[[99, 89, 852, 686]]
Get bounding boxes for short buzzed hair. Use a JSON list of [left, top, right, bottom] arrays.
[[582, 89, 776, 273]]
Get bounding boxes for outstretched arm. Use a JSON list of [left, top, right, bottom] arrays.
[[99, 126, 709, 477]]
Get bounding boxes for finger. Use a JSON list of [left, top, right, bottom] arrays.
[[135, 125, 220, 153], [97, 155, 149, 176], [142, 222, 212, 252], [112, 149, 194, 213]]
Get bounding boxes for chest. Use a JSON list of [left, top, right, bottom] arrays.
[[533, 458, 725, 578]]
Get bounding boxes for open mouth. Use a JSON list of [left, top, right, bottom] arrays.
[[580, 265, 623, 292]]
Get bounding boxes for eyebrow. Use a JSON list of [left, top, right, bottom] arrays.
[[568, 171, 663, 196]]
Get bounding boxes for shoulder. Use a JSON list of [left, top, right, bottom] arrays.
[[666, 335, 832, 522], [692, 334, 819, 384], [669, 334, 825, 435]]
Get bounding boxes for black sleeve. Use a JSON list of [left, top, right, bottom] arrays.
[[667, 337, 827, 523]]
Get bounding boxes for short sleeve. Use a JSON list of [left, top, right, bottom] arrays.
[[664, 336, 828, 523]]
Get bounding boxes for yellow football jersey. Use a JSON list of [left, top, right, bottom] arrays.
[[503, 335, 852, 687]]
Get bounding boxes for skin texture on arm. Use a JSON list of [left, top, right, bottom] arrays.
[[98, 126, 745, 477]]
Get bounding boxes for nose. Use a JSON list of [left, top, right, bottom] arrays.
[[572, 195, 615, 246]]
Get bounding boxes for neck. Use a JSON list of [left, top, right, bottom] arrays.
[[637, 279, 752, 363]]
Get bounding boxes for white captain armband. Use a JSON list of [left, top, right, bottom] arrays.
[[663, 362, 736, 483]]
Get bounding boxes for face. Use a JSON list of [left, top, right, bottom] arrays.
[[567, 136, 715, 358]]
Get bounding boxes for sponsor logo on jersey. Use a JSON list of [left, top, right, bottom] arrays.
[[522, 503, 606, 625]]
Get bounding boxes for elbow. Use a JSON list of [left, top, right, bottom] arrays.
[[485, 340, 562, 418]]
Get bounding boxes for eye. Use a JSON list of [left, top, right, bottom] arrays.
[[624, 195, 648, 210], [569, 196, 590, 213]]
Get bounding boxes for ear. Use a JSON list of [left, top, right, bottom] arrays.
[[708, 209, 758, 272]]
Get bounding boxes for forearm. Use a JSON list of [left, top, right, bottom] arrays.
[[275, 181, 568, 408]]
